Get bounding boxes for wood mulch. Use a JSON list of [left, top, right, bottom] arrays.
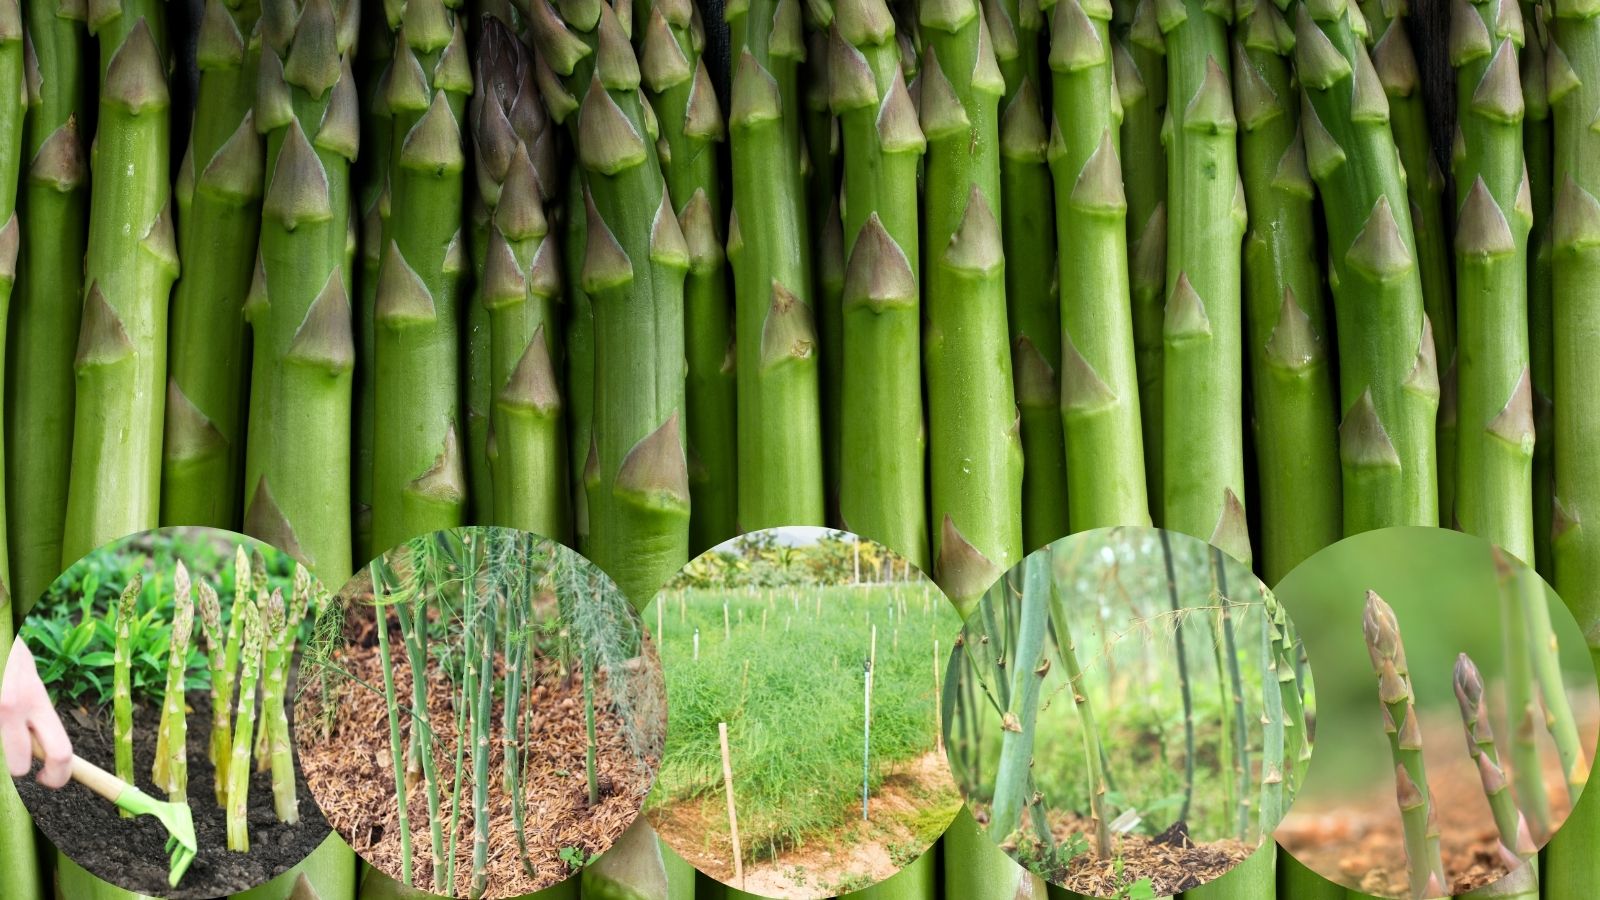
[[996, 806, 1254, 897], [294, 604, 660, 899]]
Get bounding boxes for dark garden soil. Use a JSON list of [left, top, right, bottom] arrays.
[[650, 750, 961, 899], [295, 605, 659, 899], [1277, 707, 1594, 897], [17, 687, 330, 898]]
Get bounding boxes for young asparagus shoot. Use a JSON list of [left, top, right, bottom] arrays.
[[195, 578, 229, 805], [989, 552, 1050, 842], [373, 564, 412, 885], [261, 575, 297, 823], [112, 571, 144, 811], [227, 593, 263, 852], [156, 561, 193, 799], [1362, 589, 1446, 898], [1515, 557, 1591, 801], [1453, 652, 1538, 870]]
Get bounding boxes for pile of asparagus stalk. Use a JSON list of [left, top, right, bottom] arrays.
[[1357, 560, 1590, 900], [108, 548, 321, 854]]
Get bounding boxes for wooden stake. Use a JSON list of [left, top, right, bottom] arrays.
[[719, 722, 744, 887]]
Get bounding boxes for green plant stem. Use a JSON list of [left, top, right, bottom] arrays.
[[242, 0, 358, 582], [832, 0, 928, 568], [1115, 0, 1167, 521], [920, 0, 1024, 615], [352, 17, 393, 567], [726, 0, 826, 530], [371, 0, 471, 552], [992, 0, 1069, 549], [805, 20, 844, 527], [1517, 562, 1590, 799], [941, 808, 1045, 899], [1295, 0, 1438, 534], [989, 551, 1048, 840], [531, 0, 691, 609], [473, 19, 568, 540], [1233, 0, 1341, 583], [1452, 0, 1534, 566], [259, 580, 296, 823], [154, 562, 193, 799], [195, 579, 228, 807], [1495, 549, 1553, 842], [1277, 851, 1344, 899], [1051, 0, 1152, 535], [1524, 1, 1556, 582], [641, 0, 738, 555], [1049, 549, 1110, 857], [471, 592, 494, 900], [374, 571, 411, 883], [227, 593, 263, 852], [1258, 594, 1286, 832], [1159, 0, 1249, 563], [562, 165, 593, 554], [1267, 591, 1310, 791], [1362, 589, 1445, 898], [112, 572, 142, 799], [1454, 652, 1538, 871], [161, 0, 262, 529], [6, 0, 88, 615], [61, 0, 175, 567], [1160, 530, 1195, 822], [394, 593, 442, 890]]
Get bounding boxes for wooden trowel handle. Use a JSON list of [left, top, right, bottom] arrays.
[[30, 736, 129, 805]]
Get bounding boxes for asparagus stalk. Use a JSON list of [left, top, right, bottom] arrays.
[[1114, 0, 1167, 518], [1051, 0, 1152, 532], [1278, 853, 1345, 899], [260, 570, 297, 823], [528, 0, 691, 608], [1295, 0, 1439, 533], [1495, 548, 1552, 841], [161, 0, 263, 528], [243, 0, 359, 581], [562, 164, 594, 553], [1362, 589, 1446, 899], [195, 578, 229, 805], [990, 0, 1069, 549], [371, 0, 471, 552], [941, 808, 1048, 899], [641, 0, 738, 554], [1159, 0, 1249, 562], [7, 0, 90, 621], [227, 592, 263, 852], [806, 18, 844, 524], [726, 0, 827, 529], [989, 550, 1049, 841], [1453, 652, 1538, 871], [473, 17, 568, 540], [374, 567, 411, 884], [112, 572, 143, 799], [1048, 553, 1110, 857], [470, 593, 494, 899], [1517, 562, 1590, 800], [1258, 593, 1286, 832], [832, 0, 929, 567], [1524, 1, 1555, 580], [154, 562, 193, 799], [1452, 0, 1535, 566], [395, 592, 442, 889], [920, 0, 1024, 614], [1232, 0, 1341, 583], [61, 0, 175, 566], [353, 16, 394, 567]]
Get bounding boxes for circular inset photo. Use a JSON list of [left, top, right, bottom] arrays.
[[294, 526, 664, 898], [946, 527, 1312, 897], [1274, 528, 1598, 898], [11, 527, 332, 898], [645, 527, 963, 898]]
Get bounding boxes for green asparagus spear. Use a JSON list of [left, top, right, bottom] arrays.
[[227, 592, 263, 851]]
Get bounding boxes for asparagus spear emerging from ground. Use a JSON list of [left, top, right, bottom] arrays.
[[371, 0, 471, 552], [196, 578, 230, 805], [260, 574, 297, 823], [1051, 0, 1151, 532], [1159, 0, 1249, 563], [112, 572, 144, 804], [1115, 0, 1167, 519], [920, 0, 1024, 614], [1452, 0, 1535, 564], [162, 0, 263, 528], [726, 0, 827, 530], [528, 0, 690, 609], [61, 0, 176, 566], [154, 562, 193, 799], [640, 0, 738, 555], [473, 17, 568, 540], [1050, 547, 1111, 858], [228, 591, 263, 851], [243, 0, 359, 579], [1453, 652, 1539, 871], [1362, 589, 1446, 899], [1233, 0, 1341, 583], [832, 0, 929, 567], [471, 595, 495, 899], [1495, 548, 1552, 840], [7, 0, 90, 614], [990, 0, 1069, 549], [1296, 0, 1439, 533], [1363, 2, 1457, 525]]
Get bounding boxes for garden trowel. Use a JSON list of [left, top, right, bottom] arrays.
[[33, 740, 197, 886]]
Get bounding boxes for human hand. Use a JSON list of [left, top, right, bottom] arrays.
[[1, 637, 72, 788]]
